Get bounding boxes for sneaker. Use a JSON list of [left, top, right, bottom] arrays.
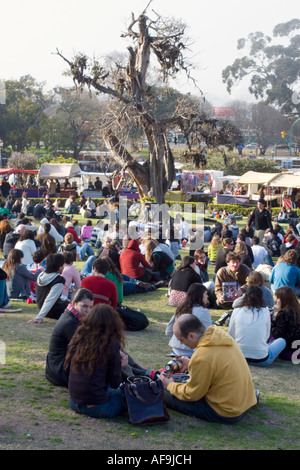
[[136, 281, 152, 290], [215, 311, 233, 326], [154, 280, 166, 289]]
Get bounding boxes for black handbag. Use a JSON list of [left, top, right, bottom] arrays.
[[122, 376, 170, 425]]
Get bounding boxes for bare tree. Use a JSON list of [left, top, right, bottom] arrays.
[[54, 4, 198, 201], [56, 3, 241, 202]]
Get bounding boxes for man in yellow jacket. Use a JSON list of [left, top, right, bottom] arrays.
[[159, 314, 258, 423]]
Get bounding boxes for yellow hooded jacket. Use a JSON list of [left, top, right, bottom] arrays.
[[167, 325, 257, 418]]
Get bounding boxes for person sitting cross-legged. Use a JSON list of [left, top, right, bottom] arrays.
[[159, 314, 258, 424], [214, 251, 250, 310], [228, 285, 286, 367]]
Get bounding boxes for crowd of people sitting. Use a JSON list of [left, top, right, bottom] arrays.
[[0, 191, 299, 425]]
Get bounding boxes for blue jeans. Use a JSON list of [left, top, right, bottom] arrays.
[[164, 391, 248, 424], [122, 274, 156, 295], [0, 279, 9, 307], [80, 243, 95, 261], [248, 338, 286, 367], [80, 255, 96, 277], [68, 388, 125, 419]]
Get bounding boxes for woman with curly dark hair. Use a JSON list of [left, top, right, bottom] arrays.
[[65, 303, 126, 419]]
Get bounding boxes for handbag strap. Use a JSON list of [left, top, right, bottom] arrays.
[[127, 376, 162, 394], [127, 376, 151, 385]]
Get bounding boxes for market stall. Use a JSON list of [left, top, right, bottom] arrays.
[[179, 169, 224, 199], [268, 172, 300, 208], [38, 163, 82, 197], [234, 171, 282, 206], [0, 168, 40, 197], [0, 168, 39, 175]]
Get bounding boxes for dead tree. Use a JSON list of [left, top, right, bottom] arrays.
[[55, 4, 199, 203], [56, 4, 242, 201]]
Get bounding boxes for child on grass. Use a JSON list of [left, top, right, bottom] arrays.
[[207, 235, 222, 265]]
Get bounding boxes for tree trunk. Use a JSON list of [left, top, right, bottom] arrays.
[[103, 129, 150, 199], [104, 127, 175, 203], [147, 129, 175, 204]]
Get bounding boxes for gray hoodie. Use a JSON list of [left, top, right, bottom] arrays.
[[34, 272, 65, 322]]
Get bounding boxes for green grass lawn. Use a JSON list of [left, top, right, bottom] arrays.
[[0, 212, 299, 450]]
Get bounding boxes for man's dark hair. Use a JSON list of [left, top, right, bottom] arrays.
[[237, 233, 246, 242], [92, 257, 109, 275], [178, 314, 205, 339], [32, 250, 46, 264], [45, 253, 65, 273], [226, 251, 241, 263]]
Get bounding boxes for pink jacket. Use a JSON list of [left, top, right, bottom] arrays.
[[61, 264, 81, 297], [81, 225, 93, 240]]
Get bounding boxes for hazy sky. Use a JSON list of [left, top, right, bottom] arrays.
[[1, 0, 299, 105]]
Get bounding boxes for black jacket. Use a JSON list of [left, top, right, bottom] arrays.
[[170, 268, 202, 292], [3, 232, 20, 259], [33, 204, 46, 219], [45, 308, 81, 387], [248, 208, 273, 232]]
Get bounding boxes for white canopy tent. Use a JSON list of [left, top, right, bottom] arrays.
[[38, 163, 82, 180], [268, 172, 300, 188], [236, 171, 281, 185], [235, 171, 281, 199]]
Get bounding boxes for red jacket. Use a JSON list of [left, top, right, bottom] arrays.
[[81, 275, 118, 309], [67, 226, 81, 244], [119, 239, 151, 279]]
